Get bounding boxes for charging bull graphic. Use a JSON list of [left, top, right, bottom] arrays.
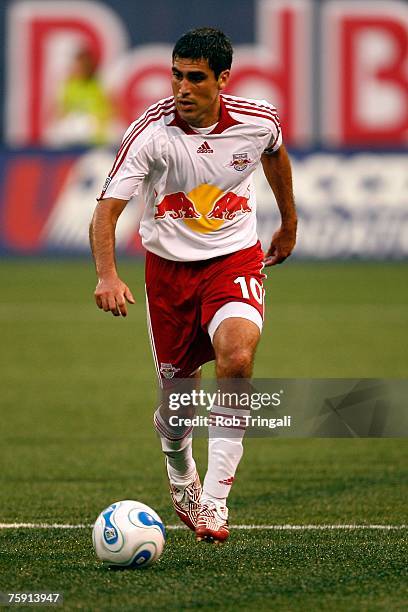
[[154, 185, 252, 233], [207, 192, 252, 220], [154, 192, 200, 219]]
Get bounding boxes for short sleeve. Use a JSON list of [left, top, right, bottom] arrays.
[[262, 104, 282, 154], [97, 123, 152, 201]]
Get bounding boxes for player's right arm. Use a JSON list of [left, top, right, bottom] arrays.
[[90, 104, 161, 316], [89, 197, 135, 317], [90, 98, 171, 314]]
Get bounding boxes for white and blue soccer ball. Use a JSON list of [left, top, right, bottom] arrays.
[[92, 500, 165, 568]]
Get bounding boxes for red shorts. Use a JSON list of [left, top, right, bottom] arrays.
[[145, 241, 265, 380]]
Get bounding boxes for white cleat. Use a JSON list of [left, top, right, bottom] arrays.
[[196, 500, 229, 543], [168, 467, 202, 531]]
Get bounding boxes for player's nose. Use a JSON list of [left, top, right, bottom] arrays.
[[179, 77, 191, 95]]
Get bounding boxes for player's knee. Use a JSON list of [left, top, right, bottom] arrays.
[[216, 348, 253, 378]]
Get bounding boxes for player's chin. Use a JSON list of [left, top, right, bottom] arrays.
[[177, 104, 196, 118]]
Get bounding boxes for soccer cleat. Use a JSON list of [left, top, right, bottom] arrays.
[[167, 466, 202, 531], [196, 501, 229, 543]]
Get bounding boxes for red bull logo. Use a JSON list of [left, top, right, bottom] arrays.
[[229, 153, 253, 172], [154, 184, 252, 234], [207, 192, 252, 220], [154, 192, 200, 220]]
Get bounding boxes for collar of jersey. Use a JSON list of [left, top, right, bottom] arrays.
[[168, 95, 241, 135]]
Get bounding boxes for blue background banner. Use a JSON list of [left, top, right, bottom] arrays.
[[1, 148, 406, 258], [0, 0, 407, 256]]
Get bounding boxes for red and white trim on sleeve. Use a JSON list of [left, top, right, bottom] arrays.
[[221, 94, 281, 150], [223, 99, 280, 132], [110, 99, 175, 178], [98, 98, 175, 199], [221, 94, 279, 113]]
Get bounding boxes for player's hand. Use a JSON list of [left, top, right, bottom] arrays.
[[94, 276, 135, 317], [264, 225, 297, 266]]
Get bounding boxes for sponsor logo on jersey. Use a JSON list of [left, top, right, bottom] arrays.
[[154, 192, 200, 220], [197, 141, 214, 154], [154, 184, 252, 233], [230, 152, 252, 172], [207, 192, 252, 220], [160, 362, 181, 379]]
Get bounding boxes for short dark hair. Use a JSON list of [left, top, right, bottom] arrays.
[[172, 27, 233, 79]]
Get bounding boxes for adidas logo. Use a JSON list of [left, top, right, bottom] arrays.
[[197, 141, 214, 154], [218, 476, 234, 486]]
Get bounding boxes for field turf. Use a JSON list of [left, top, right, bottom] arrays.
[[1, 260, 407, 611]]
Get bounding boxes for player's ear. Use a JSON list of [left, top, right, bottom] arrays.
[[218, 69, 230, 91]]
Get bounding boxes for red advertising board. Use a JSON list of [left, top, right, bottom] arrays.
[[4, 0, 408, 147]]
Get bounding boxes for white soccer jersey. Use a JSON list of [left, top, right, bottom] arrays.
[[99, 94, 282, 261]]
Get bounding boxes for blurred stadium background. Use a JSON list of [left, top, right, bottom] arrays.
[[0, 0, 407, 258], [1, 1, 407, 609]]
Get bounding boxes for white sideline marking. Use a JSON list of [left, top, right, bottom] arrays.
[[0, 523, 406, 531]]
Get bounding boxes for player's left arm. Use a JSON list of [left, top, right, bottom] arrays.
[[261, 144, 297, 266]]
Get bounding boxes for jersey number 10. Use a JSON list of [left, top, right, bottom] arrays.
[[234, 276, 264, 305]]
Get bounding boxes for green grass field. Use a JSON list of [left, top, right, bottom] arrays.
[[1, 260, 407, 611]]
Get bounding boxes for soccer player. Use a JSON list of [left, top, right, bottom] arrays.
[[90, 28, 297, 543]]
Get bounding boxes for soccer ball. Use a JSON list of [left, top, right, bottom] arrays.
[[92, 500, 165, 568]]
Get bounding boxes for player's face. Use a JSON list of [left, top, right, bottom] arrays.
[[172, 57, 230, 128]]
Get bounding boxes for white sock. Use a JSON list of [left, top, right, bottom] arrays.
[[154, 407, 196, 484], [202, 405, 249, 504]]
